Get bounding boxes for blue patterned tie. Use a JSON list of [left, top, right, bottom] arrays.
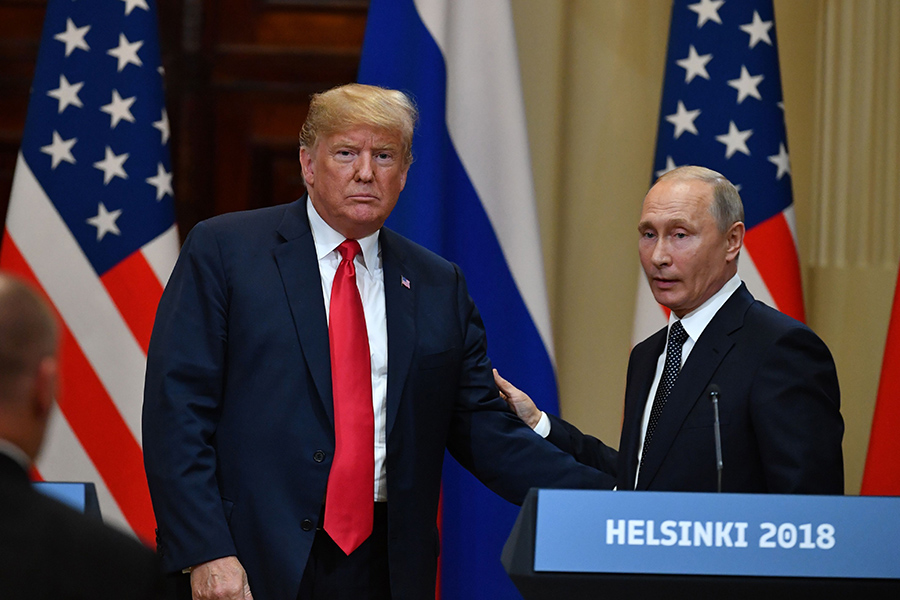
[[640, 320, 689, 469]]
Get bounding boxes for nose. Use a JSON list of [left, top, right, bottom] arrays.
[[651, 237, 671, 268], [354, 153, 374, 182]]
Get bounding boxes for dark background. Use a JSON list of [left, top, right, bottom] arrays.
[[0, 0, 368, 239]]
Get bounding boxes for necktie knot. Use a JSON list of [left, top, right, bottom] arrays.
[[669, 320, 688, 347], [337, 239, 362, 263]]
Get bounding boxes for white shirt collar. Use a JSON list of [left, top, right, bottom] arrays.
[[668, 273, 742, 342], [306, 197, 380, 271]]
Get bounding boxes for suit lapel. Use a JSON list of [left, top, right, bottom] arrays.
[[620, 328, 666, 490], [273, 199, 334, 423], [635, 285, 753, 490], [380, 229, 416, 437]]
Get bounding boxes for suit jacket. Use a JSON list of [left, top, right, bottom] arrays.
[[0, 452, 165, 599], [547, 283, 844, 494], [142, 198, 612, 600]]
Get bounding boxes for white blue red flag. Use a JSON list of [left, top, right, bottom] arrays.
[[1, 0, 178, 543], [636, 0, 805, 342], [359, 0, 557, 597]]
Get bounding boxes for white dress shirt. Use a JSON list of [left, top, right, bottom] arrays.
[[633, 273, 742, 486], [307, 199, 389, 501]]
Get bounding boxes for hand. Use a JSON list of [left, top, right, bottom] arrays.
[[190, 556, 253, 600], [494, 369, 542, 429]]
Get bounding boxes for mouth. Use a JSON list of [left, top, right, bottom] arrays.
[[653, 277, 679, 290], [347, 194, 378, 202]]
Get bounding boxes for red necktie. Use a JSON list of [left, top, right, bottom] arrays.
[[324, 239, 374, 555]]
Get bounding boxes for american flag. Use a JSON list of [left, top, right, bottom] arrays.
[[1, 0, 178, 543], [634, 0, 805, 342]]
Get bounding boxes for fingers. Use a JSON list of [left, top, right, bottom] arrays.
[[191, 556, 251, 600], [493, 368, 516, 401]]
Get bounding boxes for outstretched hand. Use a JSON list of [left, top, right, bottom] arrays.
[[494, 369, 543, 429]]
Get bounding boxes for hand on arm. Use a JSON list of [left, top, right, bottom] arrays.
[[190, 556, 253, 600], [493, 369, 543, 429]]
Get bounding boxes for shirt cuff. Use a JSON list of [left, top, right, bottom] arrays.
[[533, 411, 551, 438]]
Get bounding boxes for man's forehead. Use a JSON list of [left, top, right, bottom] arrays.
[[324, 126, 402, 146]]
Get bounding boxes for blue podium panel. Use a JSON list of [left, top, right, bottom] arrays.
[[534, 489, 900, 580]]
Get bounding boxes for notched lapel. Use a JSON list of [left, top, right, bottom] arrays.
[[381, 231, 415, 438], [273, 203, 333, 423]]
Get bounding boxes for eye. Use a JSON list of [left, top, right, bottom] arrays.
[[374, 151, 395, 164], [641, 231, 656, 240], [674, 232, 688, 239]]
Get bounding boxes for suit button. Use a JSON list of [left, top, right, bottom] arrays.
[[313, 450, 326, 463], [301, 519, 314, 531]]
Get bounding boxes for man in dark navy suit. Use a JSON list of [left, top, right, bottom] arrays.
[[142, 83, 611, 600], [497, 165, 843, 495], [0, 273, 164, 599]]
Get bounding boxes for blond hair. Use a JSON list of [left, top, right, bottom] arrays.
[[299, 83, 418, 167]]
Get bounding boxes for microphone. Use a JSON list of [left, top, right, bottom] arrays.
[[708, 384, 723, 493]]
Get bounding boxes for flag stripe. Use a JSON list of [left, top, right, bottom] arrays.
[[141, 224, 180, 287], [861, 267, 900, 495], [6, 154, 146, 444], [416, 0, 554, 359], [37, 403, 133, 536], [0, 234, 154, 542], [100, 249, 164, 353], [743, 210, 805, 321]]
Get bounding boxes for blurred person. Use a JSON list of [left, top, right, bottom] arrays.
[[0, 272, 165, 599]]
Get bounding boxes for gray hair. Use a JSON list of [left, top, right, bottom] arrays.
[[656, 165, 744, 232]]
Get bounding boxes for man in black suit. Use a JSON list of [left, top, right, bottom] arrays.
[[0, 273, 165, 599], [142, 83, 611, 600], [496, 165, 844, 494]]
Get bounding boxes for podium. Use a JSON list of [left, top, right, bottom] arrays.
[[502, 489, 900, 599]]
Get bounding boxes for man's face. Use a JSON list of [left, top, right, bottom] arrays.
[[638, 178, 743, 318], [299, 125, 409, 239]]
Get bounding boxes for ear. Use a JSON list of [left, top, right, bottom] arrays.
[[299, 146, 314, 188], [32, 356, 58, 420], [725, 221, 745, 262], [399, 164, 410, 192]]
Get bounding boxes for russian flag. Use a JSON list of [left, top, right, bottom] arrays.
[[359, 1, 557, 597]]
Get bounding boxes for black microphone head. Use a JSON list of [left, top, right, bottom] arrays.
[[708, 384, 720, 397]]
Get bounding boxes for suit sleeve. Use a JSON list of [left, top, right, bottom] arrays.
[[142, 221, 237, 572], [443, 265, 615, 502], [750, 325, 844, 494], [545, 413, 619, 477]]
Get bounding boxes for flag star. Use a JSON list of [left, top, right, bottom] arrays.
[[107, 33, 144, 72], [146, 163, 174, 200], [120, 0, 150, 15], [740, 11, 774, 48], [47, 74, 84, 113], [676, 45, 712, 84], [655, 156, 681, 179], [727, 65, 764, 103], [687, 0, 724, 28], [153, 109, 170, 144], [86, 203, 123, 241], [715, 121, 753, 159], [100, 89, 137, 128], [54, 18, 90, 57], [93, 146, 129, 184], [768, 143, 791, 180], [40, 131, 77, 169], [777, 101, 785, 111], [665, 100, 701, 139]]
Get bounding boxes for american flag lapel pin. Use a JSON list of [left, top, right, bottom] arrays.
[[401, 276, 411, 289]]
